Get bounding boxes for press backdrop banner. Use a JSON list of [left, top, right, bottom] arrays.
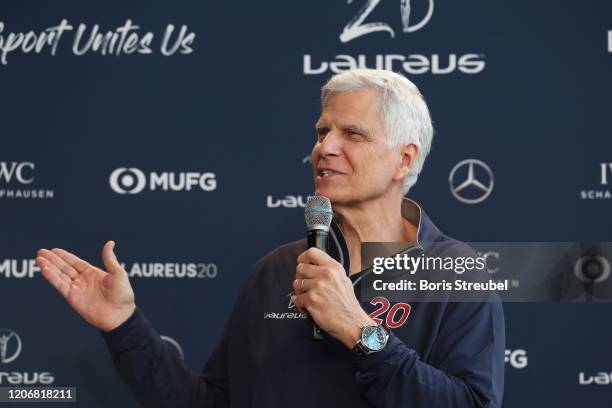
[[1, 1, 611, 406]]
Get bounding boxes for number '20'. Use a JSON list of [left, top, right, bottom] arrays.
[[340, 0, 434, 43], [369, 296, 411, 328]]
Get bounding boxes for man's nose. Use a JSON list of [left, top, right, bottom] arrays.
[[318, 129, 343, 157]]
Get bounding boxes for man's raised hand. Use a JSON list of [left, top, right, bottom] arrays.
[[35, 241, 136, 332]]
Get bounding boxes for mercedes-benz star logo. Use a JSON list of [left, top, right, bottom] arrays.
[[0, 329, 22, 364], [449, 159, 494, 204]]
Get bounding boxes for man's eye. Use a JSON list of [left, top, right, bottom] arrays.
[[316, 128, 329, 140]]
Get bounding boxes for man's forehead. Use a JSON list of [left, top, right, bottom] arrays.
[[317, 90, 382, 125], [316, 113, 369, 128], [316, 109, 380, 130]]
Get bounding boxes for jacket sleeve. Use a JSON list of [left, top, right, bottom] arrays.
[[101, 306, 231, 408], [353, 299, 505, 408]]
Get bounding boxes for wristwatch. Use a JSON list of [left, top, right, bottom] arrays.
[[352, 324, 389, 356]]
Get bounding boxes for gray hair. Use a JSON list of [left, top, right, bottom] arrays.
[[321, 69, 434, 194]]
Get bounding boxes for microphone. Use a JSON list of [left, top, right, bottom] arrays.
[[304, 195, 333, 340]]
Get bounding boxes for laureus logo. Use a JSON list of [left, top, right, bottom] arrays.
[[263, 292, 308, 319], [0, 329, 21, 364], [266, 156, 312, 209], [303, 0, 485, 75], [0, 330, 55, 385], [579, 371, 612, 385], [340, 0, 434, 43], [160, 335, 185, 360]]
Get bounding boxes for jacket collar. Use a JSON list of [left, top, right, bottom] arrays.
[[328, 198, 444, 275]]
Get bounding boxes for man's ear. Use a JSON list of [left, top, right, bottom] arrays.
[[393, 144, 419, 181]]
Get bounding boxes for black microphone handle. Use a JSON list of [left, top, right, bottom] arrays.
[[306, 229, 328, 340]]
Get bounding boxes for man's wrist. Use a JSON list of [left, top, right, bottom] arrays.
[[103, 303, 137, 333], [341, 311, 377, 349]]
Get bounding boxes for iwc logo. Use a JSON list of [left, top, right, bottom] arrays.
[[580, 163, 612, 200], [0, 162, 55, 199]]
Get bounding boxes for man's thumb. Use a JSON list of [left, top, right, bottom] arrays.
[[102, 241, 124, 275]]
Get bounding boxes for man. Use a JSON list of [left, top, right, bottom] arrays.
[[36, 69, 505, 407]]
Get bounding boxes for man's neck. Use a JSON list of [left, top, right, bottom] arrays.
[[334, 196, 417, 275]]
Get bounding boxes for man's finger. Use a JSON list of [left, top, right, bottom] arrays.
[[36, 255, 75, 284], [39, 259, 71, 298], [49, 248, 94, 274], [297, 247, 335, 266], [37, 249, 79, 279], [295, 263, 321, 279], [292, 277, 313, 293], [102, 241, 123, 275], [291, 294, 307, 314], [294, 291, 317, 311], [293, 293, 306, 312]]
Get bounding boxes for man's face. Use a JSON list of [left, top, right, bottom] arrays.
[[311, 88, 403, 205]]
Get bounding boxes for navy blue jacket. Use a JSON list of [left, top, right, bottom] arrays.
[[102, 199, 505, 407]]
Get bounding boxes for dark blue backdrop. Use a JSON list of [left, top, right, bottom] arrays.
[[1, 1, 611, 406]]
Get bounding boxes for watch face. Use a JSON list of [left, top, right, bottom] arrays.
[[361, 326, 388, 351]]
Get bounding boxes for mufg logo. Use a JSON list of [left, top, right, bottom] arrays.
[[504, 349, 527, 369], [109, 168, 217, 194]]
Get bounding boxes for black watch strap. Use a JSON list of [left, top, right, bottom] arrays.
[[352, 340, 369, 356]]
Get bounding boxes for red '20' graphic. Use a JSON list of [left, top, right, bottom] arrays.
[[368, 296, 411, 328]]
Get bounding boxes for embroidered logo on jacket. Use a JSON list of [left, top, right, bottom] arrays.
[[263, 292, 308, 319]]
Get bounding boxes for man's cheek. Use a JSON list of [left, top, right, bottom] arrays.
[[310, 147, 319, 165]]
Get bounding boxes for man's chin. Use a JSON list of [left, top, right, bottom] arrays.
[[314, 186, 336, 200], [313, 188, 348, 206]]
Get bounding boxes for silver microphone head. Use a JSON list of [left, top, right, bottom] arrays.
[[305, 195, 333, 232]]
